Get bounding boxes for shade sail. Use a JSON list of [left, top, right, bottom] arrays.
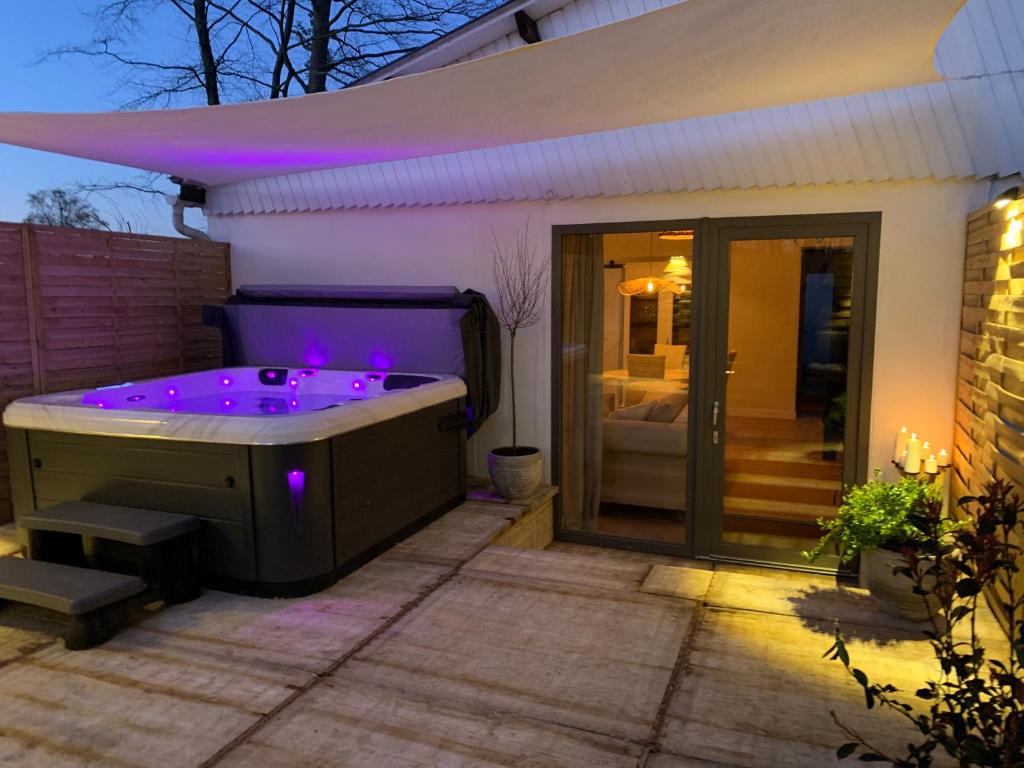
[[0, 0, 964, 186]]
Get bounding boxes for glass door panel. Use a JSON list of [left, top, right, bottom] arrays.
[[557, 227, 696, 548], [714, 235, 855, 561]]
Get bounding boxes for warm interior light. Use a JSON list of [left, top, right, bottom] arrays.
[[658, 230, 694, 241], [617, 276, 682, 296]]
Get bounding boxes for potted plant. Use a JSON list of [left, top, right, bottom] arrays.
[[824, 478, 1024, 766], [804, 472, 944, 620], [487, 223, 548, 499]]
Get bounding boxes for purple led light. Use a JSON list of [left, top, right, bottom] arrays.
[[369, 351, 393, 369], [127, 394, 146, 402], [352, 379, 365, 391], [221, 398, 235, 409], [266, 370, 278, 379], [220, 376, 233, 387], [290, 399, 299, 408], [288, 378, 299, 388], [166, 386, 178, 397], [287, 469, 305, 531]]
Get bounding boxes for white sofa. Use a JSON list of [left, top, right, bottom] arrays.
[[600, 396, 688, 512]]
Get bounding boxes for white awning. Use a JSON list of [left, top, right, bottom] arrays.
[[0, 0, 964, 186]]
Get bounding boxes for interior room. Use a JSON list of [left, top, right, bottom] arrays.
[[564, 230, 853, 553]]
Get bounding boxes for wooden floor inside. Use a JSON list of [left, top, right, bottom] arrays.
[[0, 500, 999, 768]]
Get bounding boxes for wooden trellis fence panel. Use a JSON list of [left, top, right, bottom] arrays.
[[954, 200, 1024, 636], [0, 223, 230, 523]]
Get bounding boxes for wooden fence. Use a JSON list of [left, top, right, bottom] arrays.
[[954, 199, 1024, 636], [0, 223, 230, 523]]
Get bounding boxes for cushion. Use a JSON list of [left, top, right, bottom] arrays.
[[609, 401, 656, 421], [674, 403, 689, 423], [648, 393, 688, 423]]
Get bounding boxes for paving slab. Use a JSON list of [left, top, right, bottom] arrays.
[[647, 753, 742, 768], [548, 542, 714, 570], [660, 607, 944, 768], [705, 568, 935, 634], [0, 629, 309, 768], [465, 545, 711, 599], [0, 524, 20, 558], [348, 554, 695, 742], [387, 502, 519, 567], [640, 565, 713, 600], [0, 603, 62, 666], [136, 556, 450, 674], [216, 671, 643, 768]]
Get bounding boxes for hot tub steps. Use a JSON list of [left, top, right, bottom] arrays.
[[0, 557, 145, 649], [20, 501, 202, 605]]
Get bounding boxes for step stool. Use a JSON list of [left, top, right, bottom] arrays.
[[0, 557, 145, 649], [20, 501, 201, 604]]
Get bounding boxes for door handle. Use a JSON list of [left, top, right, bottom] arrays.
[[712, 401, 720, 427]]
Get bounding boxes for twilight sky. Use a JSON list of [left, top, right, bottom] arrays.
[[0, 2, 203, 236]]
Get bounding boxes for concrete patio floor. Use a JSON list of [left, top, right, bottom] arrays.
[[0, 499, 1005, 768]]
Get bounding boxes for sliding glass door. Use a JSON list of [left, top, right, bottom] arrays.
[[697, 217, 877, 568], [555, 222, 699, 552], [554, 215, 878, 568]]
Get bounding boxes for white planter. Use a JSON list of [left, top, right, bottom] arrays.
[[488, 447, 543, 500], [860, 547, 937, 622]]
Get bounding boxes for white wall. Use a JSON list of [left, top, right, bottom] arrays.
[[209, 178, 980, 481]]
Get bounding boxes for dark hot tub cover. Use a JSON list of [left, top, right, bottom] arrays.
[[203, 285, 500, 434]]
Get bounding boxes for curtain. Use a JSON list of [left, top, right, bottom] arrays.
[[560, 234, 604, 532]]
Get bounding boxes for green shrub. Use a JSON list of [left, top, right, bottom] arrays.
[[804, 471, 941, 564]]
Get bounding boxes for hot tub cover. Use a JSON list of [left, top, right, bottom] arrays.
[[203, 285, 500, 434]]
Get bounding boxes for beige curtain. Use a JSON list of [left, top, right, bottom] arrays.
[[560, 234, 604, 532]]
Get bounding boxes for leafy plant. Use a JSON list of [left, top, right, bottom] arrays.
[[804, 472, 941, 564], [824, 391, 847, 438], [824, 478, 1024, 766]]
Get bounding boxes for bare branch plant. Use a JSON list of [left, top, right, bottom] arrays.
[[491, 222, 547, 450]]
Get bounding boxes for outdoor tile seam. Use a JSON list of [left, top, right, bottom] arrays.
[[200, 508, 517, 768], [0, 636, 61, 672], [699, 598, 931, 638], [638, 567, 719, 767]]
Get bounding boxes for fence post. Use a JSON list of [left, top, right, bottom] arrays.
[[19, 224, 44, 394]]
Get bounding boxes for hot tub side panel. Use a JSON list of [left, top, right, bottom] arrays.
[[332, 398, 467, 566], [7, 395, 468, 596], [14, 430, 258, 582], [249, 440, 334, 591]]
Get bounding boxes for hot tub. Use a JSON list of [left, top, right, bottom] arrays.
[[4, 366, 469, 596]]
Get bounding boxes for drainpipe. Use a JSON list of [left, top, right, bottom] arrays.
[[166, 179, 211, 240], [165, 194, 210, 240]]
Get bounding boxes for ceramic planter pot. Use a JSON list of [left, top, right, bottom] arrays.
[[860, 547, 937, 622], [488, 446, 543, 499]]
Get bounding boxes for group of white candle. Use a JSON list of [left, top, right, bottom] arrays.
[[893, 427, 950, 475]]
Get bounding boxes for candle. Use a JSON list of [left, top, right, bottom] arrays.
[[904, 434, 922, 474], [893, 427, 910, 463], [924, 454, 938, 474], [937, 449, 950, 467], [900, 449, 908, 468]]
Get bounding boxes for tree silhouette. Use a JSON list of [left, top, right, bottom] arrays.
[[24, 189, 111, 230]]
